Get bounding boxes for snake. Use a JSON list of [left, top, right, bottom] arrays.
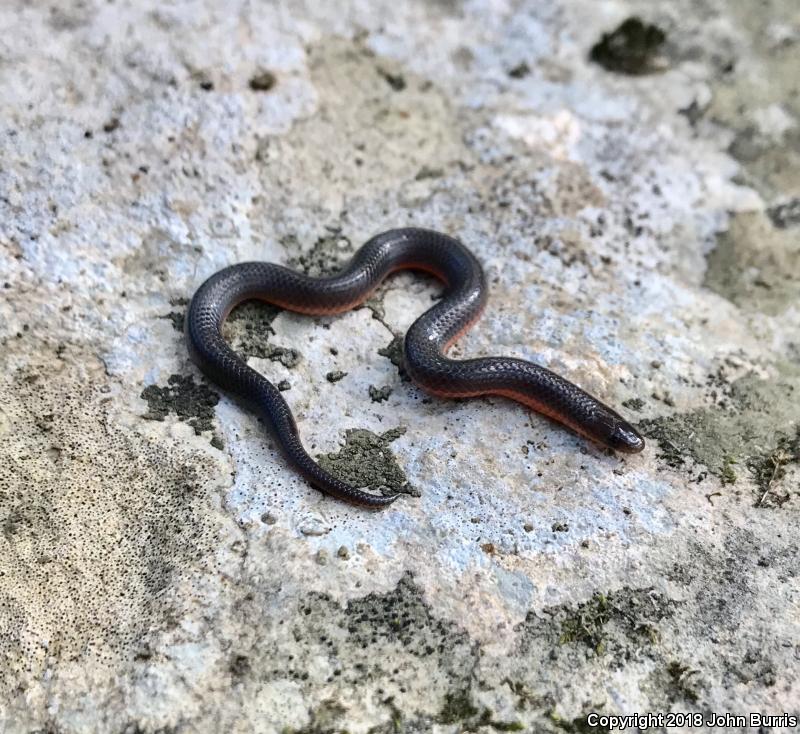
[[185, 228, 645, 508]]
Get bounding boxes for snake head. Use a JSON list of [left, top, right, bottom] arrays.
[[606, 417, 645, 453], [591, 408, 645, 453]]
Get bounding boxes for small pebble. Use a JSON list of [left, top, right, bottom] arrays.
[[315, 549, 329, 565], [337, 546, 350, 560], [298, 516, 329, 536]]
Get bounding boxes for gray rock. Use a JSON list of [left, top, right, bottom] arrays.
[[1, 0, 798, 732]]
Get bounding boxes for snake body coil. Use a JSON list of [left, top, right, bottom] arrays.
[[186, 228, 644, 507]]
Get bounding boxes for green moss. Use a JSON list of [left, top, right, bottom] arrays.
[[559, 593, 610, 653], [555, 588, 670, 658], [748, 428, 799, 507], [437, 689, 479, 724], [549, 711, 612, 733], [720, 456, 737, 485], [489, 720, 525, 731]]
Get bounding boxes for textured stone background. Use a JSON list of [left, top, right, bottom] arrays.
[[1, 1, 798, 732]]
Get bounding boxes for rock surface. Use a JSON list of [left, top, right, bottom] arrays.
[[1, 0, 798, 731]]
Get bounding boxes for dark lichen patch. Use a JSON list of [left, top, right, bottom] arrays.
[[288, 699, 348, 734], [284, 228, 353, 278], [621, 397, 644, 411], [344, 574, 478, 704], [557, 594, 610, 654], [0, 373, 223, 691], [163, 310, 185, 331], [249, 69, 276, 92], [223, 300, 300, 367], [507, 62, 531, 79], [704, 211, 800, 314], [229, 653, 251, 678], [654, 529, 796, 701], [369, 385, 392, 402], [735, 649, 778, 688], [767, 198, 800, 229], [589, 17, 668, 75], [437, 689, 478, 724], [685, 529, 759, 626], [659, 661, 701, 704], [326, 370, 347, 383], [548, 712, 612, 733], [259, 573, 478, 728], [414, 165, 444, 180], [378, 67, 406, 92], [378, 336, 405, 374], [162, 297, 188, 331], [720, 456, 737, 485], [141, 374, 219, 435], [264, 345, 300, 367], [102, 116, 121, 133], [488, 721, 526, 732], [639, 370, 799, 500], [435, 691, 523, 730], [317, 428, 416, 496]]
